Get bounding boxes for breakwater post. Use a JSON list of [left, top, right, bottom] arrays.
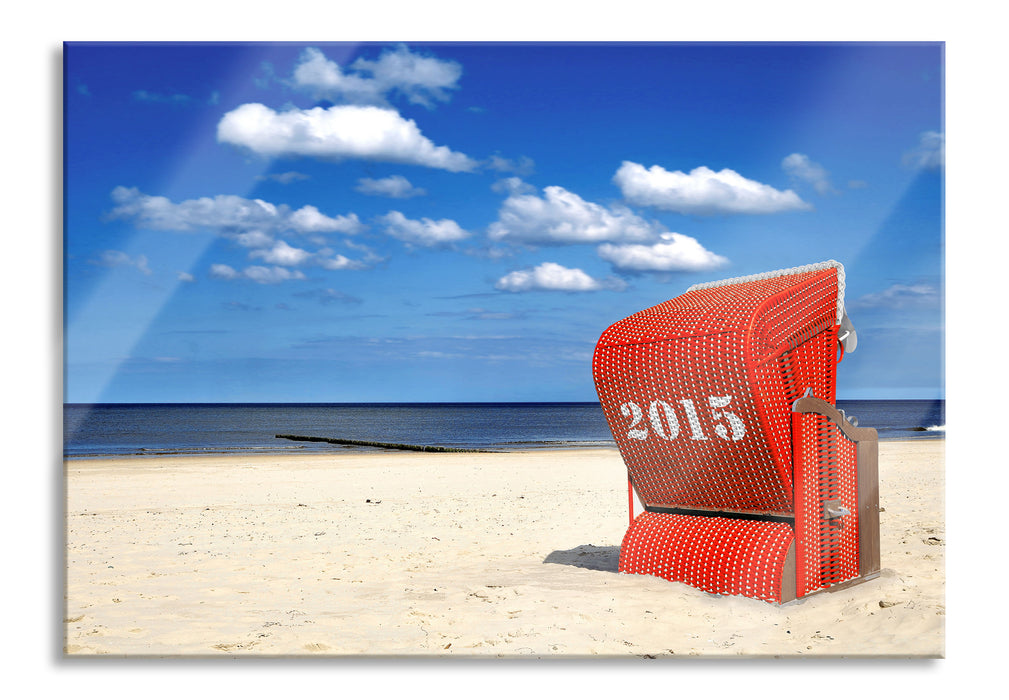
[[275, 434, 493, 453]]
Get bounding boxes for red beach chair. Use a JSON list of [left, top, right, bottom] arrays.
[[592, 261, 879, 603]]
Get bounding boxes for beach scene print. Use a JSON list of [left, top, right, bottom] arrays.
[[64, 42, 943, 657]]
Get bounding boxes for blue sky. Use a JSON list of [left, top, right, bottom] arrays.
[[64, 42, 943, 403]]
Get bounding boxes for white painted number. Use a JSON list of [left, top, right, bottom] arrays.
[[618, 395, 746, 442], [620, 401, 648, 440], [678, 399, 708, 441], [708, 395, 746, 441], [648, 400, 679, 440]]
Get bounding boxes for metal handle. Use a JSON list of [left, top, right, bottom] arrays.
[[823, 499, 851, 528]]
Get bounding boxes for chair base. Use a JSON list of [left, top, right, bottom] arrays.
[[619, 512, 796, 604], [619, 511, 879, 604]]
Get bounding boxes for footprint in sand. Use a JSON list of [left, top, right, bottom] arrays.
[[304, 642, 331, 652]]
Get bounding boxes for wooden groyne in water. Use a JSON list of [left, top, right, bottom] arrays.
[[275, 434, 494, 453]]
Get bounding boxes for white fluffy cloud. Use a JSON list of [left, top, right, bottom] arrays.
[[355, 175, 427, 198], [231, 231, 275, 248], [902, 131, 944, 171], [781, 153, 837, 195], [488, 183, 660, 245], [597, 233, 728, 273], [292, 45, 461, 108], [249, 240, 313, 266], [217, 103, 477, 172], [209, 264, 240, 280], [109, 187, 364, 236], [379, 211, 470, 247], [288, 206, 363, 234], [495, 262, 626, 293], [613, 161, 811, 215]]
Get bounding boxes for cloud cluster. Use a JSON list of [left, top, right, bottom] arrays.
[[113, 46, 867, 297], [613, 161, 810, 215], [108, 188, 381, 282], [108, 187, 363, 236], [484, 178, 729, 283], [215, 47, 510, 175]]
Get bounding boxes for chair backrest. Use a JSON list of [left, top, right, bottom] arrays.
[[593, 261, 845, 517]]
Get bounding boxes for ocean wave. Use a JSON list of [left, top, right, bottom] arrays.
[[926, 424, 945, 432]]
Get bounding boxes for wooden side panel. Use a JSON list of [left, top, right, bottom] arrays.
[[857, 435, 881, 577]]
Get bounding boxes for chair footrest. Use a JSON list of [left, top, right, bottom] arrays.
[[619, 512, 795, 603]]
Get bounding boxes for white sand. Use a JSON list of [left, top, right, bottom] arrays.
[[64, 440, 943, 657]]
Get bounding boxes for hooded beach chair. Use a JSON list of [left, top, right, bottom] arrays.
[[592, 261, 879, 604]]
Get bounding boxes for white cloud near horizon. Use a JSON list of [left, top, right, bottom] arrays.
[[850, 283, 941, 310], [495, 262, 627, 293], [613, 161, 811, 215], [355, 175, 427, 198], [488, 182, 660, 245], [597, 232, 729, 274], [379, 211, 471, 247], [217, 103, 477, 172], [781, 153, 837, 195], [292, 45, 461, 109]]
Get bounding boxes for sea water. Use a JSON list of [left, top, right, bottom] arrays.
[[63, 400, 944, 458]]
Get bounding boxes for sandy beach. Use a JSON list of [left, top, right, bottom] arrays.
[[64, 440, 944, 657]]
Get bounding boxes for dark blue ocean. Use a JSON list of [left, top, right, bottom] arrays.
[[63, 400, 945, 459]]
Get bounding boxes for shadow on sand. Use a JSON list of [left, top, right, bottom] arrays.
[[543, 544, 621, 573]]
